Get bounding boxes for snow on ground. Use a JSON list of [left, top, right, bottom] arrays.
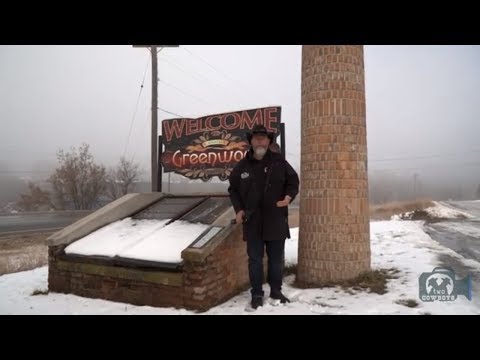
[[428, 221, 480, 239], [0, 267, 192, 315], [391, 201, 474, 220], [207, 220, 480, 315], [285, 228, 298, 267], [425, 202, 475, 219], [1, 220, 480, 314]]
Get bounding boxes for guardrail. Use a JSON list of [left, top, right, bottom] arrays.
[[0, 227, 64, 237], [0, 210, 93, 217]]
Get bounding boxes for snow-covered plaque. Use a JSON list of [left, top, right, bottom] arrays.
[[190, 226, 223, 248]]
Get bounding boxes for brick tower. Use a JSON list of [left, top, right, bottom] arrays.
[[297, 45, 371, 285]]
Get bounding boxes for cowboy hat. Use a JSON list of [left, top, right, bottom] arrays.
[[246, 124, 275, 143]]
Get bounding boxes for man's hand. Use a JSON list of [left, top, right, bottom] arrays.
[[276, 195, 292, 208], [235, 210, 245, 224]]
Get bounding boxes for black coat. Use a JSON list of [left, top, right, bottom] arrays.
[[228, 149, 299, 242]]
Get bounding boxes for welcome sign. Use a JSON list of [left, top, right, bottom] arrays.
[[160, 107, 281, 181]]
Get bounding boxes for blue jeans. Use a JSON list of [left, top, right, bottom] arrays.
[[247, 239, 285, 297]]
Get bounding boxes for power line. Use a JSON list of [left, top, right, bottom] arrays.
[[131, 102, 151, 162], [0, 170, 51, 174], [181, 46, 276, 107], [159, 79, 213, 106], [158, 107, 185, 118], [370, 149, 480, 162], [159, 55, 243, 108], [182, 47, 235, 82], [369, 161, 480, 173], [123, 55, 150, 158], [129, 103, 184, 164]]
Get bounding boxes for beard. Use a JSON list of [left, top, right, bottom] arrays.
[[254, 146, 267, 158]]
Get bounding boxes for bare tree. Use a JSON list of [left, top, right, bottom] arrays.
[[49, 174, 66, 210], [17, 182, 51, 211], [106, 157, 140, 201], [49, 143, 107, 210]]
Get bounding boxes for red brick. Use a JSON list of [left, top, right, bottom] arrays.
[[299, 46, 370, 284]]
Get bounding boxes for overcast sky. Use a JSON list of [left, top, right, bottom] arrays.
[[1, 45, 479, 185]]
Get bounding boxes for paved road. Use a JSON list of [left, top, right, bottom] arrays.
[[422, 201, 480, 308], [424, 201, 480, 262], [445, 200, 480, 218], [0, 212, 90, 234]]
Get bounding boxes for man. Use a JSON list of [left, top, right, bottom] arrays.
[[228, 124, 299, 309]]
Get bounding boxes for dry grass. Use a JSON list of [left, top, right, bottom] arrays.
[[288, 210, 299, 228], [337, 268, 400, 295], [0, 231, 53, 276], [0, 245, 48, 276], [31, 288, 49, 296], [369, 199, 434, 220], [395, 299, 419, 308], [289, 198, 434, 225], [294, 268, 400, 295], [284, 264, 298, 276]]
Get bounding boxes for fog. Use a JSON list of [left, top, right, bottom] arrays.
[[1, 45, 479, 204]]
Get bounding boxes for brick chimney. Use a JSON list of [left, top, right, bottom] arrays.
[[297, 45, 371, 285]]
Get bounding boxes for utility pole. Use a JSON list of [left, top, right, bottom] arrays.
[[132, 45, 179, 192]]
